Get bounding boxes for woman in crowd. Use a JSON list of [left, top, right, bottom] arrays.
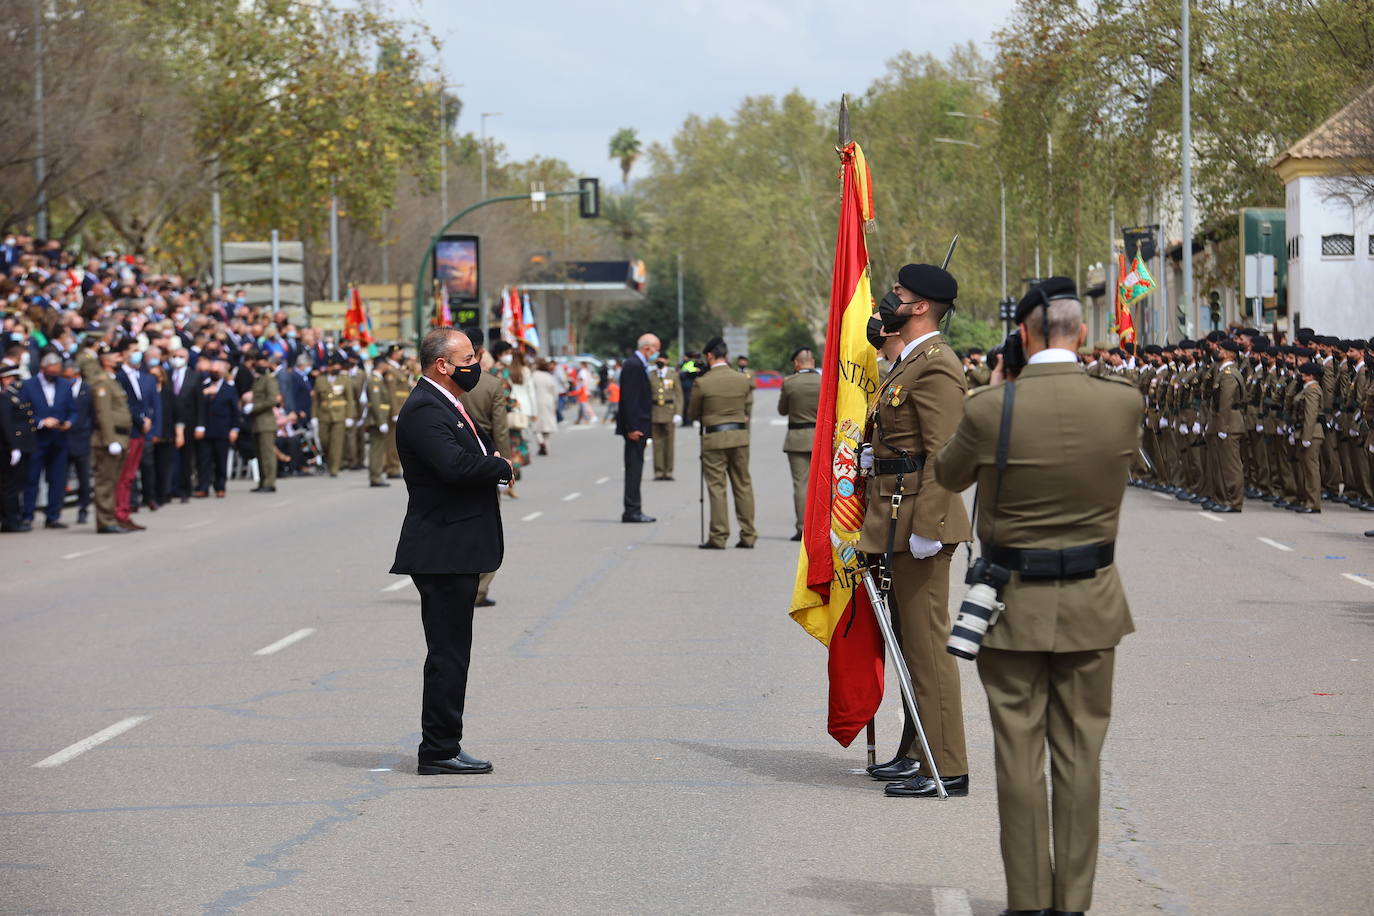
[[531, 359, 560, 455]]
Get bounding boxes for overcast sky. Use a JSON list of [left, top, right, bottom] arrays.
[[394, 0, 1016, 187]]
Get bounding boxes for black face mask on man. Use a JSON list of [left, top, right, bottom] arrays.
[[877, 290, 911, 334], [451, 362, 482, 392]]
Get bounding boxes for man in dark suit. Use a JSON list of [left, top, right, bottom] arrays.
[[196, 358, 241, 497], [20, 353, 75, 528], [64, 359, 94, 524], [390, 328, 512, 776], [615, 333, 657, 523], [167, 346, 203, 501]]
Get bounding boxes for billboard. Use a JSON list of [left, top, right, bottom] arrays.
[[435, 235, 479, 303]]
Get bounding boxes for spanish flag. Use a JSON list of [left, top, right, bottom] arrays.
[[788, 136, 885, 747]]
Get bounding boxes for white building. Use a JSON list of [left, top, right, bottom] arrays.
[[1271, 86, 1374, 336]]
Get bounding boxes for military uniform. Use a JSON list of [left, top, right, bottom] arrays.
[[1208, 349, 1246, 511], [965, 360, 991, 389], [365, 368, 392, 486], [1, 373, 36, 531], [856, 329, 971, 782], [648, 365, 683, 479], [311, 368, 356, 475], [688, 361, 755, 548], [91, 368, 133, 531], [247, 369, 281, 489], [777, 367, 821, 537], [933, 279, 1141, 915], [460, 370, 511, 605], [384, 360, 408, 477], [1296, 373, 1324, 511], [343, 366, 366, 470]]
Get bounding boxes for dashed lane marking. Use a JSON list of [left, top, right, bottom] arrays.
[[252, 628, 316, 656], [932, 887, 973, 916], [381, 580, 411, 593], [562, 492, 581, 502], [595, 476, 610, 485], [1341, 573, 1374, 590], [521, 511, 543, 521], [61, 546, 109, 560], [33, 716, 149, 768], [1198, 512, 1223, 523], [183, 519, 213, 530], [1258, 537, 1294, 552], [269, 499, 294, 508]]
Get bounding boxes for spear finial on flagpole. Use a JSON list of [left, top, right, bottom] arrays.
[[838, 94, 851, 148]]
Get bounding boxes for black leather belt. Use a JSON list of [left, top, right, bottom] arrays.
[[114, 426, 130, 435], [788, 421, 816, 430], [985, 542, 1115, 580], [873, 454, 926, 475], [704, 422, 746, 433]]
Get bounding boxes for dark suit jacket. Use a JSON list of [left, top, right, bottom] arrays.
[[19, 375, 75, 449], [140, 374, 164, 439], [169, 367, 203, 430], [199, 382, 241, 438], [278, 368, 312, 418], [390, 378, 511, 576], [117, 367, 149, 430], [67, 378, 94, 456], [615, 354, 652, 437]]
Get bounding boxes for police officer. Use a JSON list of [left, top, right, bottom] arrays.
[[678, 352, 701, 427], [689, 336, 755, 549], [1, 364, 36, 532], [855, 263, 971, 798], [365, 359, 392, 487], [778, 346, 821, 541], [91, 343, 134, 534], [246, 349, 281, 493], [934, 277, 1140, 916], [649, 354, 683, 480], [312, 354, 354, 477]]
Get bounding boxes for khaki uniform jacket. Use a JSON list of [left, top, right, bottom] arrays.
[[459, 370, 511, 458], [246, 372, 280, 435], [649, 367, 684, 424], [857, 333, 971, 552], [777, 369, 821, 453], [966, 363, 992, 388], [688, 364, 753, 450], [933, 362, 1142, 653], [1298, 382, 1324, 443], [91, 372, 132, 449], [1208, 362, 1246, 435], [312, 373, 356, 422], [385, 363, 410, 420], [365, 372, 392, 430]]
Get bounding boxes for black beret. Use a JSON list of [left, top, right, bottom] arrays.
[[896, 264, 957, 304], [1144, 345, 1162, 355], [1121, 341, 1136, 354], [1178, 338, 1196, 348], [1255, 335, 1271, 347], [1205, 330, 1226, 343], [789, 345, 814, 362], [967, 347, 983, 355], [1239, 327, 1260, 337], [1219, 338, 1240, 352], [1250, 342, 1268, 356], [1014, 276, 1077, 324], [1295, 346, 1315, 358], [703, 336, 727, 357], [1298, 361, 1321, 377], [1296, 328, 1315, 343]]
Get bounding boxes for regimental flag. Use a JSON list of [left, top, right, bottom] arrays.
[[500, 286, 527, 347], [433, 280, 452, 328], [521, 292, 541, 351], [788, 138, 885, 748], [1111, 254, 1136, 344], [1119, 251, 1157, 306], [343, 287, 375, 352]]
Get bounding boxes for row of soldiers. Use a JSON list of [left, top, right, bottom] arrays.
[[1092, 329, 1374, 514]]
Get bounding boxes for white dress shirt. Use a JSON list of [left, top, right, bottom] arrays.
[[1026, 348, 1081, 365]]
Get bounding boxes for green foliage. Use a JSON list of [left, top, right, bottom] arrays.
[[608, 128, 643, 187], [583, 261, 720, 357], [943, 310, 1007, 353], [746, 317, 817, 373]]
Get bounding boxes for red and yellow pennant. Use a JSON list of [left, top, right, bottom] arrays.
[[788, 139, 884, 747]]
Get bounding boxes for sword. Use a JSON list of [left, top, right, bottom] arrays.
[[857, 562, 947, 799]]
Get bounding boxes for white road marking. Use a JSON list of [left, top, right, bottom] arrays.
[[33, 716, 149, 768], [1258, 537, 1293, 552], [252, 628, 316, 656], [521, 511, 543, 521], [932, 886, 973, 916], [184, 519, 213, 530], [1341, 573, 1374, 590], [1198, 512, 1223, 523], [369, 767, 392, 772], [269, 499, 294, 508], [769, 418, 788, 426], [61, 546, 109, 561], [562, 492, 581, 502], [381, 580, 412, 593], [595, 476, 610, 485]]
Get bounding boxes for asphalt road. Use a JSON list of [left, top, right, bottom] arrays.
[[2, 390, 1371, 915]]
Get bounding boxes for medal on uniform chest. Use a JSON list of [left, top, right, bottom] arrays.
[[889, 384, 903, 407]]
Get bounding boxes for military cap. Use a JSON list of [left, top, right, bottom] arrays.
[[703, 336, 728, 358], [896, 264, 957, 303], [1239, 327, 1260, 337], [1295, 346, 1315, 358], [1297, 361, 1321, 377], [1296, 328, 1315, 344], [1205, 330, 1226, 343], [1122, 341, 1136, 355], [0, 364, 20, 379], [1144, 345, 1162, 356], [1077, 345, 1093, 357], [1178, 338, 1196, 348], [1250, 342, 1268, 356], [1219, 338, 1240, 352], [96, 342, 116, 355], [1014, 276, 1077, 324], [789, 345, 814, 362], [967, 346, 983, 356]]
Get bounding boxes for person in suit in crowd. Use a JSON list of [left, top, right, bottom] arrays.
[[136, 351, 168, 512], [390, 327, 512, 776], [147, 355, 176, 508], [616, 333, 658, 523], [167, 345, 203, 502], [280, 355, 313, 420], [933, 277, 1141, 916], [778, 346, 822, 541], [1, 364, 37, 532], [20, 352, 75, 528], [458, 329, 511, 608], [197, 357, 241, 497], [64, 359, 95, 524]]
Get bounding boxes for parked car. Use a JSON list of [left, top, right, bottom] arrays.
[[754, 370, 784, 389]]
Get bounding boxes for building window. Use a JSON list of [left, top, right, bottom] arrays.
[[1369, 234, 1374, 256], [1288, 237, 1300, 260], [1322, 234, 1355, 256]]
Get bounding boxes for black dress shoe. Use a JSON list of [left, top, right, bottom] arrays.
[[15, 521, 33, 532], [735, 540, 754, 549], [1212, 505, 1239, 513], [417, 749, 492, 775], [1272, 500, 1291, 509], [868, 756, 921, 781], [386, 473, 403, 479], [45, 519, 68, 529], [884, 773, 968, 797], [97, 525, 129, 534], [663, 475, 674, 481], [998, 910, 1049, 916], [1189, 494, 1207, 503], [621, 511, 656, 523], [1200, 501, 1219, 511], [1053, 911, 1086, 915], [77, 510, 89, 524], [790, 532, 802, 541], [370, 481, 390, 488], [475, 597, 496, 607], [698, 542, 725, 550], [1365, 530, 1374, 537], [1295, 506, 1317, 514]]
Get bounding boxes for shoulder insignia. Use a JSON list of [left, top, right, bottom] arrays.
[[96, 389, 106, 397], [927, 345, 941, 358]]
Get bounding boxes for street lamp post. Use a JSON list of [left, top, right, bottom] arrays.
[[480, 112, 503, 201], [933, 136, 1007, 307]]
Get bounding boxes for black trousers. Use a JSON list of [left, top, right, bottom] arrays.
[[623, 436, 646, 514], [147, 440, 175, 505], [68, 447, 91, 513], [197, 437, 230, 492], [1, 454, 28, 530], [175, 441, 197, 496], [412, 572, 479, 761]]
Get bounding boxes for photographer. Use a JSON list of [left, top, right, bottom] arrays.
[[932, 278, 1142, 916]]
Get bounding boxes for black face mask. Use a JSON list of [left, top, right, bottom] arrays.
[[866, 315, 885, 351], [877, 291, 909, 334], [451, 362, 482, 392]]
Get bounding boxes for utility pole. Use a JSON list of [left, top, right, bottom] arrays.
[[211, 160, 223, 290], [480, 112, 502, 201], [1181, 0, 1196, 336], [936, 124, 1007, 302], [32, 0, 48, 240], [329, 180, 340, 302], [676, 253, 685, 360]]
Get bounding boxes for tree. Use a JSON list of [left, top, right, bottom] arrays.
[[583, 259, 719, 357], [608, 128, 643, 187]]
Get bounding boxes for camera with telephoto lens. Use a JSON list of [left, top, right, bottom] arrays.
[[947, 558, 1011, 660], [1001, 329, 1026, 377]]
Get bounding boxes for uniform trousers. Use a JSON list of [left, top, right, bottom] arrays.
[[1, 454, 28, 530], [319, 417, 345, 474], [786, 451, 810, 535], [114, 437, 146, 521], [1276, 438, 1298, 501], [1322, 434, 1342, 493], [93, 448, 122, 528], [1340, 436, 1370, 500], [343, 420, 360, 468], [367, 428, 386, 484], [1298, 441, 1323, 510], [651, 421, 676, 477], [1250, 431, 1270, 494], [68, 447, 91, 515], [476, 570, 496, 603], [701, 444, 755, 546], [24, 439, 67, 522], [412, 572, 478, 761], [255, 430, 278, 488], [384, 421, 401, 475], [1215, 433, 1243, 509], [889, 545, 967, 775], [977, 646, 1115, 914]]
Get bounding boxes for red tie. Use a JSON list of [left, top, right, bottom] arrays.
[[452, 397, 487, 455]]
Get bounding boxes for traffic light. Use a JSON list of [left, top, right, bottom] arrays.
[[1209, 291, 1222, 329], [578, 177, 600, 218]]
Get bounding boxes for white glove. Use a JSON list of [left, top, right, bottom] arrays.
[[1217, 431, 1227, 439], [1159, 418, 1168, 429], [1192, 422, 1201, 434], [379, 423, 389, 434], [8, 448, 18, 466], [672, 414, 681, 424], [1288, 434, 1296, 445], [345, 418, 354, 428], [108, 441, 122, 456], [194, 426, 205, 435], [1257, 424, 1264, 433], [310, 417, 319, 430], [857, 443, 874, 472], [908, 534, 943, 559], [1302, 440, 1311, 448]]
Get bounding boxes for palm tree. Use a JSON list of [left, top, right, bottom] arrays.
[[608, 127, 642, 187], [598, 193, 650, 253]]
